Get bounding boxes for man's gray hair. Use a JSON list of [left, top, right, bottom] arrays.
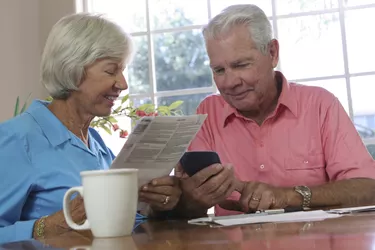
[[41, 13, 134, 99], [202, 4, 273, 55]]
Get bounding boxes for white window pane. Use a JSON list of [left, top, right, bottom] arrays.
[[90, 0, 146, 33], [128, 36, 151, 94], [351, 75, 375, 139], [344, 0, 375, 7], [278, 13, 344, 79], [301, 78, 349, 113], [149, 0, 208, 30], [131, 96, 153, 107], [153, 30, 212, 92], [351, 75, 375, 116], [210, 0, 273, 17], [345, 8, 375, 74], [157, 93, 212, 115], [276, 0, 338, 15]]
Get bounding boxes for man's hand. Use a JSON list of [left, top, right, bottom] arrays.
[[177, 162, 236, 209], [220, 181, 295, 212]]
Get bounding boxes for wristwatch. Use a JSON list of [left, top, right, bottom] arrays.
[[294, 185, 312, 208]]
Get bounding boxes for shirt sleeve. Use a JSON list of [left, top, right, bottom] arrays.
[[322, 97, 375, 180], [188, 101, 214, 151], [0, 127, 37, 244]]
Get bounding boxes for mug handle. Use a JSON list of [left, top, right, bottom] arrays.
[[63, 186, 90, 231]]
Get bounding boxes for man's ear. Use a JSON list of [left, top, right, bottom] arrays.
[[268, 39, 279, 69]]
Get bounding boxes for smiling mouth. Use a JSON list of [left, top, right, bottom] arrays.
[[230, 89, 254, 98], [104, 96, 118, 101]]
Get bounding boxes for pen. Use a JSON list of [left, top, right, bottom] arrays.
[[254, 207, 306, 215]]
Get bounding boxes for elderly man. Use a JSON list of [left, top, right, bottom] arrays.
[[173, 4, 375, 217]]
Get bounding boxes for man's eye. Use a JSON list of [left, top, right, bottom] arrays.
[[213, 68, 225, 75], [236, 63, 250, 68]]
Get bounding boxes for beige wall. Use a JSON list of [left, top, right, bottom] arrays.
[[0, 0, 75, 121]]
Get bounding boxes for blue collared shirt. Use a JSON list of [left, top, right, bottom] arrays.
[[0, 100, 144, 243]]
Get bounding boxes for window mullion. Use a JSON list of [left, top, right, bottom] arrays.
[[338, 0, 354, 119]]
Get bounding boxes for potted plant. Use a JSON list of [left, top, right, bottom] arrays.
[[13, 94, 183, 138]]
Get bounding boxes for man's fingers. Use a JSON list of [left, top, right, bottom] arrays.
[[197, 165, 232, 194], [190, 163, 224, 187], [218, 200, 243, 212], [257, 190, 275, 210], [234, 179, 246, 193]]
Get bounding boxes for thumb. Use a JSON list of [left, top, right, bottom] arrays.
[[218, 200, 243, 212], [234, 178, 246, 193], [175, 162, 185, 178]]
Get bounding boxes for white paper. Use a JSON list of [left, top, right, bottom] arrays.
[[327, 205, 375, 214], [188, 210, 342, 227], [110, 114, 207, 187]]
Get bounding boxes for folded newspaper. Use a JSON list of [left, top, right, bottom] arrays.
[[110, 114, 207, 187]]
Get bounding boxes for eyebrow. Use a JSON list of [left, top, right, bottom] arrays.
[[210, 57, 254, 69]]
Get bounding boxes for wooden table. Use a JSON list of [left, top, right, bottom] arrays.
[[2, 212, 375, 249]]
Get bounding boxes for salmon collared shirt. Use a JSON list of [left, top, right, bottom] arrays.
[[189, 71, 375, 216]]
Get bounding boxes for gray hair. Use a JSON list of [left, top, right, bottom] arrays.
[[202, 4, 273, 55], [41, 13, 134, 99]]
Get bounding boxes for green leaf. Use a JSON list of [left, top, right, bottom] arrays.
[[121, 94, 129, 104], [137, 103, 154, 112], [20, 93, 32, 114], [100, 124, 112, 135], [168, 100, 183, 110], [14, 96, 20, 117], [113, 106, 122, 113], [106, 116, 118, 123], [157, 106, 171, 116]]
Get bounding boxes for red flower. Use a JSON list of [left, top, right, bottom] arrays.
[[135, 110, 147, 117], [119, 130, 129, 138], [112, 124, 119, 131]]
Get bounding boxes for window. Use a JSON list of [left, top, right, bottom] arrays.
[[82, 0, 375, 153]]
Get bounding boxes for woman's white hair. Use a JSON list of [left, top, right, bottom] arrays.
[[202, 4, 273, 55], [41, 13, 134, 99]]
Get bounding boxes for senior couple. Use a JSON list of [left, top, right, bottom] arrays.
[[1, 4, 375, 243]]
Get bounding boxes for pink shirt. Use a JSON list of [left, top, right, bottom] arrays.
[[189, 71, 375, 216]]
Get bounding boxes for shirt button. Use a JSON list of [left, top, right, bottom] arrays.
[[260, 164, 265, 169]]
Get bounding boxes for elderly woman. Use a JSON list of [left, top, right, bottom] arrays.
[[0, 13, 181, 243]]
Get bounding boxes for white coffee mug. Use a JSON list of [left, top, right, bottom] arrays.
[[63, 169, 138, 238]]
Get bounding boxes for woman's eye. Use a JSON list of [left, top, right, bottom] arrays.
[[105, 71, 116, 76]]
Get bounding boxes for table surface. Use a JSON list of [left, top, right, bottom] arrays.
[[2, 212, 375, 250]]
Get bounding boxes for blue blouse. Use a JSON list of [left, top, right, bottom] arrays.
[[0, 100, 144, 243]]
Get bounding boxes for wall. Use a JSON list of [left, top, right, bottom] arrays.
[[0, 0, 75, 121]]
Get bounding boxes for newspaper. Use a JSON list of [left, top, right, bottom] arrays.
[[110, 114, 207, 187]]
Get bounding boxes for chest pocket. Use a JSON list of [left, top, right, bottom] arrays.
[[285, 153, 325, 170]]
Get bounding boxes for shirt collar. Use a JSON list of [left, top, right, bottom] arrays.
[[26, 100, 108, 155], [221, 71, 298, 127]]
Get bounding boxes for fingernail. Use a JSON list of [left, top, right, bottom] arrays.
[[152, 180, 157, 185], [142, 186, 148, 191], [216, 164, 223, 170]]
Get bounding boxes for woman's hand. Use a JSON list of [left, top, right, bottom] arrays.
[[33, 196, 86, 239], [139, 176, 181, 211]]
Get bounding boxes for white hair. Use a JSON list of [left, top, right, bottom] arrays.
[[41, 13, 134, 99], [202, 4, 273, 55]]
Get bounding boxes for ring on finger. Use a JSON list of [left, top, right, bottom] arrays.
[[251, 197, 261, 202], [162, 196, 170, 205]]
